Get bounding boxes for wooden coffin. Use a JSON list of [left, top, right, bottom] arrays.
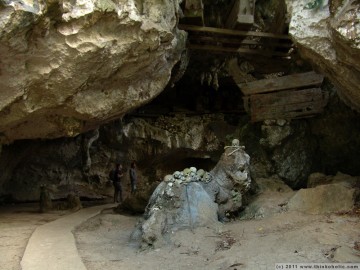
[[243, 88, 329, 122]]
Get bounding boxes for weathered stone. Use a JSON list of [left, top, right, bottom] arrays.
[[131, 144, 252, 247], [39, 185, 52, 213], [287, 183, 357, 214], [255, 176, 293, 193], [331, 172, 360, 188], [260, 120, 292, 149], [118, 183, 159, 214], [333, 246, 360, 263], [309, 93, 360, 176], [133, 181, 219, 248], [240, 176, 294, 220], [66, 193, 82, 211], [122, 115, 224, 152], [307, 172, 331, 188], [0, 0, 186, 142], [271, 122, 317, 188], [308, 171, 360, 188], [285, 0, 360, 112], [204, 147, 252, 219]]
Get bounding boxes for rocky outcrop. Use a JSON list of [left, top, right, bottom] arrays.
[[131, 142, 252, 248], [0, 0, 186, 142], [259, 119, 317, 188], [1, 96, 359, 203], [0, 113, 240, 202], [239, 176, 294, 220], [285, 0, 360, 111], [308, 171, 360, 188], [287, 183, 357, 214]]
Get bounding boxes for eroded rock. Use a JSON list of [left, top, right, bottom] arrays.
[[285, 0, 360, 111], [0, 0, 186, 142], [287, 183, 357, 214], [131, 141, 252, 248]]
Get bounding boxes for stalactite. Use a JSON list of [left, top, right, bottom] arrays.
[[81, 128, 100, 173]]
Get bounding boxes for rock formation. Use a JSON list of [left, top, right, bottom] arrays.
[[0, 0, 186, 142], [287, 183, 357, 214], [131, 140, 252, 248], [286, 0, 360, 112]]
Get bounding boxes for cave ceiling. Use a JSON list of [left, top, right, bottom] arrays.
[[0, 0, 359, 143]]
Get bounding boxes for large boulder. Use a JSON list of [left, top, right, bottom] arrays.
[[133, 181, 219, 248], [131, 141, 252, 247], [287, 183, 357, 214], [240, 176, 294, 220], [308, 171, 360, 188], [285, 0, 360, 112], [261, 120, 316, 188], [0, 0, 186, 142]]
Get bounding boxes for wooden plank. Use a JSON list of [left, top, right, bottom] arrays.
[[251, 104, 325, 122], [251, 99, 326, 122], [188, 36, 293, 48], [246, 88, 328, 122], [178, 24, 291, 40], [253, 100, 324, 114], [188, 44, 290, 57], [250, 88, 323, 107], [238, 71, 324, 95], [251, 109, 323, 122]]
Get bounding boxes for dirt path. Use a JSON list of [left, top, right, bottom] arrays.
[[75, 209, 360, 270], [0, 204, 71, 270]]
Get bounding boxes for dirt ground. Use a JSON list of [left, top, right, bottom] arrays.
[[1, 202, 359, 270], [0, 203, 71, 270], [74, 208, 360, 270]]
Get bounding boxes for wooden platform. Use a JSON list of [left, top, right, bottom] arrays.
[[239, 71, 328, 122], [178, 25, 293, 57]]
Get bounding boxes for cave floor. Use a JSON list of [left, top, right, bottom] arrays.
[[0, 203, 71, 270], [1, 203, 359, 270], [75, 208, 360, 270]]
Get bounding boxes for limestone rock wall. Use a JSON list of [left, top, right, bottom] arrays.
[[0, 114, 235, 202], [0, 0, 186, 142], [1, 90, 359, 202], [285, 0, 360, 111]]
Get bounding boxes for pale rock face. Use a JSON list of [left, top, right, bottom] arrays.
[[285, 0, 360, 111], [0, 0, 186, 142]]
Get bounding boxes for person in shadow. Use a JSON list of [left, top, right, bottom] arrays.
[[111, 163, 124, 203], [129, 161, 138, 194]]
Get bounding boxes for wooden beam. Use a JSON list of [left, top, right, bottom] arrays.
[[179, 24, 291, 40], [250, 88, 324, 106], [238, 71, 324, 95], [188, 44, 291, 57], [188, 36, 293, 48]]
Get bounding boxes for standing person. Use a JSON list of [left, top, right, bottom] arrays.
[[111, 163, 123, 203], [129, 161, 137, 194]]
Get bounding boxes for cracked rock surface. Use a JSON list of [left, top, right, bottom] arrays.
[[0, 0, 186, 142], [286, 0, 360, 112]]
